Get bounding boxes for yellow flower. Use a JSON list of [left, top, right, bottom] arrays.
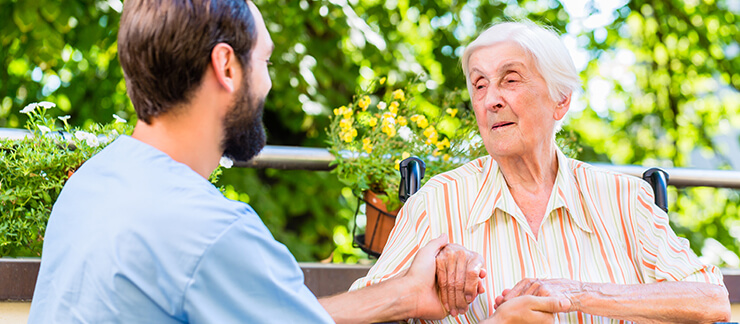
[[342, 128, 358, 143], [414, 115, 429, 129], [377, 101, 387, 110], [436, 138, 450, 150], [424, 126, 438, 145], [362, 138, 373, 153], [446, 108, 458, 118], [397, 116, 408, 126], [402, 152, 411, 160], [432, 149, 442, 157], [381, 112, 395, 122], [358, 96, 371, 111], [389, 101, 399, 115], [368, 117, 378, 127], [379, 77, 386, 85], [335, 105, 352, 119], [380, 113, 396, 137], [394, 159, 401, 171], [443, 154, 451, 162], [339, 118, 353, 131], [393, 89, 405, 101], [381, 123, 396, 137]]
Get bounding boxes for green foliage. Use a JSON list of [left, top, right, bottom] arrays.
[[0, 0, 130, 129], [0, 102, 132, 257], [327, 78, 485, 211], [570, 0, 740, 265], [216, 167, 358, 261]]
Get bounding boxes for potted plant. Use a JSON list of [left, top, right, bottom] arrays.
[[327, 78, 486, 256], [0, 102, 133, 257]]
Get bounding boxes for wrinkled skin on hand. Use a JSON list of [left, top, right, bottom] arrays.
[[495, 278, 581, 312], [435, 243, 487, 316]]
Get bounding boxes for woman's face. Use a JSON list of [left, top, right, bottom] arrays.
[[468, 41, 569, 160]]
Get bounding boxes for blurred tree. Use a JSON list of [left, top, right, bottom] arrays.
[[570, 0, 740, 266], [0, 0, 129, 128], [1, 0, 738, 264]]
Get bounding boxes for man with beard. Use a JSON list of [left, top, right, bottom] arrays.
[[28, 0, 569, 323]]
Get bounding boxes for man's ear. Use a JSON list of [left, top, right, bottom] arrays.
[[211, 43, 239, 93], [554, 92, 572, 121]]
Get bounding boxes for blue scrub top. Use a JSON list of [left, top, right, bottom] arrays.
[[28, 136, 333, 323]]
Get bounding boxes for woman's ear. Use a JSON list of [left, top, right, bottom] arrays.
[[554, 92, 572, 120], [210, 43, 238, 93]]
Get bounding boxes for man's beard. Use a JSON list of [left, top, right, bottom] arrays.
[[221, 85, 267, 162]]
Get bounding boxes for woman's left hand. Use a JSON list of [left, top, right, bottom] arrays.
[[495, 278, 581, 312]]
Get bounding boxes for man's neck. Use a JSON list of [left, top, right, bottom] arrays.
[[132, 109, 223, 179]]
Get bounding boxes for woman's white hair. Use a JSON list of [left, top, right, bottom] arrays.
[[461, 20, 580, 131]]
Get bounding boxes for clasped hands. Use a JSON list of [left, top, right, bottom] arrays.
[[407, 235, 574, 322]]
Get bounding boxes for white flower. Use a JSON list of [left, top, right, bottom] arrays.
[[75, 130, 91, 140], [87, 137, 100, 147], [219, 156, 234, 168], [37, 125, 51, 134], [75, 131, 99, 147], [58, 115, 71, 122], [398, 126, 413, 141], [38, 101, 56, 109], [376, 101, 387, 110], [112, 114, 127, 123], [20, 103, 38, 114]]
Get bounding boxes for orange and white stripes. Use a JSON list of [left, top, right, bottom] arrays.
[[350, 149, 724, 324]]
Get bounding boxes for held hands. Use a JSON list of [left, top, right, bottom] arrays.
[[401, 234, 450, 320], [495, 278, 581, 312], [402, 234, 487, 320], [435, 243, 486, 316]]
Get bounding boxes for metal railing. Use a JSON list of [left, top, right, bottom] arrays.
[[3, 127, 740, 189]]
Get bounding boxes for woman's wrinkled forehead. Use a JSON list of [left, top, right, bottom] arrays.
[[467, 42, 536, 79]]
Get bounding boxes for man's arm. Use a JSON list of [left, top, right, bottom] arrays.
[[496, 278, 731, 323], [319, 235, 449, 323]]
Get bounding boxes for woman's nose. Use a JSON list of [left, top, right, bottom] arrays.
[[484, 88, 504, 111]]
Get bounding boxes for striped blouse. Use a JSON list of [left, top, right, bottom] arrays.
[[350, 148, 725, 324]]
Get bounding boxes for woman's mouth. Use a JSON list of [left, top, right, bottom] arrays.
[[491, 122, 514, 130]]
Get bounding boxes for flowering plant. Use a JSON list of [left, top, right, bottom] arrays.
[[0, 102, 133, 257], [327, 78, 486, 211]]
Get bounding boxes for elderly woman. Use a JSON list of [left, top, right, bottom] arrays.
[[350, 21, 730, 323]]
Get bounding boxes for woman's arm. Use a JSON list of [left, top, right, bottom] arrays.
[[497, 278, 730, 323]]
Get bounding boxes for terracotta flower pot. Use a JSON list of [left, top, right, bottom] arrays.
[[362, 190, 399, 255]]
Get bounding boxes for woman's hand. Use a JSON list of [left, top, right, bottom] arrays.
[[435, 243, 487, 316], [494, 278, 581, 311]]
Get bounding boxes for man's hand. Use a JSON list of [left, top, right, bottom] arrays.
[[401, 234, 450, 320], [435, 243, 486, 316], [495, 278, 581, 311], [482, 295, 571, 324]]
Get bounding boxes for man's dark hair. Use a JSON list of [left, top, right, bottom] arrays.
[[118, 0, 256, 124]]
